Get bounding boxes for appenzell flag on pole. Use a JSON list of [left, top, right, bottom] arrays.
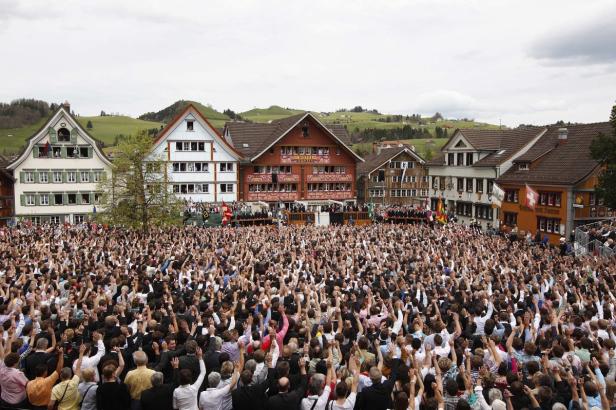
[[525, 184, 539, 210], [221, 202, 233, 225]]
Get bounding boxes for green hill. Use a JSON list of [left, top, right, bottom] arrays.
[[139, 100, 229, 128], [0, 116, 164, 155], [240, 105, 305, 122]]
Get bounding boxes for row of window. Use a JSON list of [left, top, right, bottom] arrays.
[[388, 161, 416, 169], [280, 147, 337, 156], [306, 183, 351, 191], [172, 183, 234, 194], [313, 166, 346, 174], [170, 162, 234, 173], [248, 184, 298, 192], [455, 202, 494, 220], [504, 189, 562, 207], [22, 192, 101, 206], [253, 166, 292, 174], [446, 152, 475, 167], [175, 141, 207, 152], [390, 189, 429, 197], [502, 213, 563, 234], [432, 177, 494, 194], [371, 175, 429, 183], [368, 189, 385, 197], [34, 145, 93, 159], [24, 215, 89, 225], [21, 170, 104, 184]]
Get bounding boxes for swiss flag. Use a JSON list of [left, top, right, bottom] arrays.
[[525, 184, 539, 210]]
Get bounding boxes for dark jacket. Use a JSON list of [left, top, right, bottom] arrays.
[[265, 375, 307, 410], [178, 354, 201, 383], [140, 384, 175, 410], [96, 381, 131, 410], [23, 351, 52, 380], [355, 359, 400, 410]]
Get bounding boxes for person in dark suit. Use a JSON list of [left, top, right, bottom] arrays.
[[232, 355, 275, 410], [23, 337, 53, 380], [153, 336, 182, 383], [204, 326, 222, 375], [355, 359, 400, 410], [178, 340, 201, 384], [265, 358, 307, 410], [140, 369, 178, 410]]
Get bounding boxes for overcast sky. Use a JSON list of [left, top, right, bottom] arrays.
[[1, 0, 615, 126]]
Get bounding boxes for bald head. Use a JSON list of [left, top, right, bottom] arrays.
[[278, 376, 290, 392]]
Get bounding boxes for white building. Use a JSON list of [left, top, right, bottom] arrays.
[[149, 104, 242, 203], [7, 103, 112, 224], [427, 127, 546, 229]]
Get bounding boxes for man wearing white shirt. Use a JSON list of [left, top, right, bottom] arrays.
[[72, 331, 105, 382]]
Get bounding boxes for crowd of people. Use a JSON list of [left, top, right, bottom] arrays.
[[0, 220, 615, 410], [580, 221, 616, 250]]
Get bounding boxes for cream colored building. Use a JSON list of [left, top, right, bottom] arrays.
[[7, 103, 112, 224]]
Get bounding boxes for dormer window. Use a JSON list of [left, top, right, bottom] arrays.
[[57, 128, 70, 142], [187, 121, 194, 131], [301, 122, 309, 138], [518, 163, 529, 171]]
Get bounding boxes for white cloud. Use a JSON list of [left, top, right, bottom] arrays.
[[0, 0, 614, 127]]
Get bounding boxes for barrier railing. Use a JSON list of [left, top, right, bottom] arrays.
[[573, 217, 616, 258]]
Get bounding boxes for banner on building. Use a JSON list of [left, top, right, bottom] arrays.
[[525, 184, 539, 210], [491, 183, 505, 207]]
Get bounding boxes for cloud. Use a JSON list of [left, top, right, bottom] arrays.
[[530, 6, 616, 65], [412, 90, 483, 118]]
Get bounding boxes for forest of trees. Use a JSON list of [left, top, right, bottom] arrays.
[[0, 99, 56, 128], [350, 124, 450, 142]]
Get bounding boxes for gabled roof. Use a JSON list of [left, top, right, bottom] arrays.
[[428, 127, 545, 167], [7, 105, 112, 170], [224, 112, 362, 162], [358, 146, 425, 175], [497, 122, 612, 186], [152, 103, 243, 159]]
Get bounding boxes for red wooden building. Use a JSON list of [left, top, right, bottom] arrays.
[[224, 113, 363, 206], [0, 156, 15, 225]]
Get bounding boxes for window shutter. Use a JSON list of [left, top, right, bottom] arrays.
[[76, 193, 82, 204], [88, 147, 93, 158], [20, 172, 25, 183], [63, 193, 68, 205], [35, 195, 39, 206], [90, 171, 94, 182], [62, 171, 67, 183], [20, 195, 25, 206], [34, 171, 39, 183], [49, 127, 57, 143], [33, 148, 39, 158], [48, 171, 53, 182], [89, 192, 94, 204], [61, 147, 67, 158], [70, 129, 77, 144], [50, 194, 55, 205], [76, 172, 81, 183]]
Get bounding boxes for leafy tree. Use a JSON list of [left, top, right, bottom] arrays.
[[424, 147, 434, 160], [590, 103, 616, 209], [86, 120, 93, 129], [97, 130, 183, 231], [351, 106, 364, 113]]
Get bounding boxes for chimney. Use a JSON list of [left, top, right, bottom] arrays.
[[558, 127, 568, 144], [62, 100, 71, 112]]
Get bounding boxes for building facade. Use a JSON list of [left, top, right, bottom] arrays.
[[7, 103, 112, 224], [497, 123, 613, 244], [225, 113, 363, 207], [427, 127, 545, 229], [357, 145, 429, 206], [149, 104, 242, 203]]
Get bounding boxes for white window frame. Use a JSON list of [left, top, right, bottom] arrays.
[[26, 194, 35, 206], [80, 171, 90, 183], [53, 171, 62, 183], [39, 172, 48, 183], [40, 194, 49, 206], [220, 183, 234, 193], [93, 171, 102, 182], [25, 171, 34, 183], [67, 172, 76, 183]]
